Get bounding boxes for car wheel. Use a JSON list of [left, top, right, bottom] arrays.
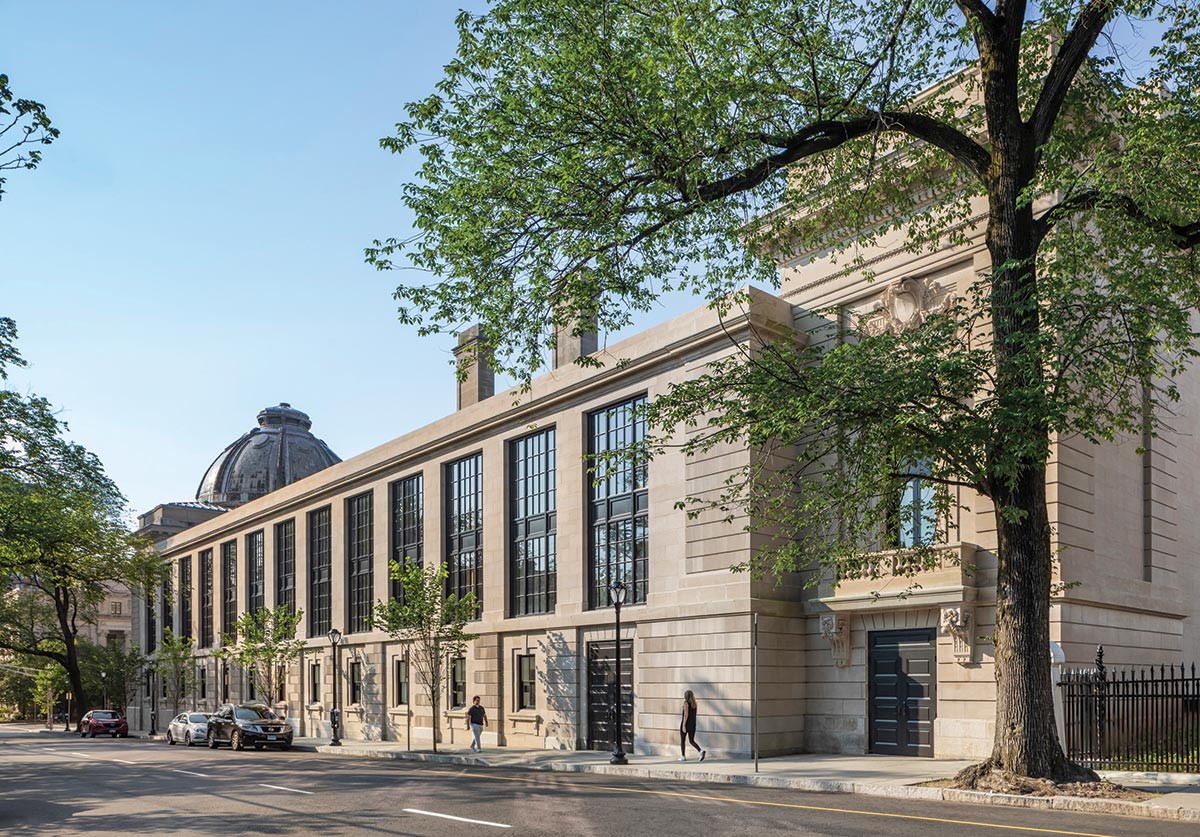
[[231, 730, 243, 751], [208, 731, 218, 749], [184, 731, 192, 747], [167, 730, 175, 745]]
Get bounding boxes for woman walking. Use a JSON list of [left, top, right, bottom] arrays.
[[678, 689, 706, 762]]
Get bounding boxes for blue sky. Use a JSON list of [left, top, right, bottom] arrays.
[[1, 1, 693, 519]]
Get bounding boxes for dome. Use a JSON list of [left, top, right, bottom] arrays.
[[196, 403, 341, 508]]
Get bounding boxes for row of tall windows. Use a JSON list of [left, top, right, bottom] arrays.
[[275, 519, 296, 612], [246, 530, 265, 614], [346, 492, 374, 634], [159, 577, 171, 641], [221, 540, 237, 638], [170, 395, 650, 645], [144, 591, 157, 654]]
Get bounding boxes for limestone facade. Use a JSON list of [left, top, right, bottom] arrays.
[[130, 212, 1200, 759]]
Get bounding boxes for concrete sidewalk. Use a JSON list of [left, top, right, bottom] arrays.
[[292, 736, 1200, 823]]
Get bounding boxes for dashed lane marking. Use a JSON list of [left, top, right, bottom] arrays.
[[423, 770, 1120, 837], [172, 770, 212, 778], [111, 759, 138, 764], [259, 783, 313, 795], [403, 808, 510, 829]]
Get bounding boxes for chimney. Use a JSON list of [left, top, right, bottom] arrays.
[[551, 320, 598, 370], [453, 324, 495, 409]]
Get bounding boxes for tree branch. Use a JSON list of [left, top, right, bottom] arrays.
[[953, 0, 999, 42], [1035, 188, 1200, 250], [1029, 0, 1118, 147]]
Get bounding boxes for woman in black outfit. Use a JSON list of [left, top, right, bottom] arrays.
[[678, 689, 706, 762]]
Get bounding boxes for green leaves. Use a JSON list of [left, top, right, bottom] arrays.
[[0, 73, 60, 201], [215, 604, 305, 702]]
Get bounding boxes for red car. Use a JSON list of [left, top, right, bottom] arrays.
[[80, 709, 129, 738]]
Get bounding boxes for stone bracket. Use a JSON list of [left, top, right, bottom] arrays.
[[819, 614, 850, 668], [940, 606, 975, 664]]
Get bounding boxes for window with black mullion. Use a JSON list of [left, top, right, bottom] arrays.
[[308, 507, 332, 637], [445, 454, 483, 617], [510, 428, 556, 616], [246, 530, 265, 614], [588, 395, 649, 608], [346, 492, 374, 633], [221, 540, 237, 638], [275, 519, 296, 613], [390, 475, 423, 601]]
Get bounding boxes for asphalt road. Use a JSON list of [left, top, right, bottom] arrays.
[[0, 727, 1186, 836]]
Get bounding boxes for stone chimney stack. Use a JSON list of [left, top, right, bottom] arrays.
[[454, 324, 495, 409], [551, 320, 598, 370]]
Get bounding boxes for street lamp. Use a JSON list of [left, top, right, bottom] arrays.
[[100, 672, 107, 710], [608, 579, 628, 766], [327, 628, 342, 746], [148, 671, 157, 736]]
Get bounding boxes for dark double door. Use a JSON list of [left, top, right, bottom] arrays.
[[868, 628, 937, 757], [587, 640, 633, 751]]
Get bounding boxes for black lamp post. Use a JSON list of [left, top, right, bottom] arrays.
[[100, 671, 108, 710], [327, 628, 342, 746], [148, 671, 158, 736], [608, 579, 628, 765]]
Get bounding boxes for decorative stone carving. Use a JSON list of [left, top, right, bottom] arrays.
[[819, 614, 850, 668], [940, 606, 974, 663], [857, 276, 954, 337]]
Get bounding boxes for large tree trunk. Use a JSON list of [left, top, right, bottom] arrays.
[[53, 586, 86, 723]]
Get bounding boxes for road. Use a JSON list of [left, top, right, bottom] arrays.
[[0, 726, 1185, 836]]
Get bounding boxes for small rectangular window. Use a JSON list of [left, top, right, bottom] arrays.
[[111, 601, 122, 616], [449, 657, 466, 709], [145, 672, 152, 698], [517, 654, 536, 711], [350, 661, 363, 705], [394, 658, 409, 706], [249, 679, 257, 701], [200, 666, 207, 700], [309, 663, 320, 704]]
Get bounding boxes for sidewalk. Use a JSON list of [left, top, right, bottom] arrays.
[[293, 736, 1200, 823]]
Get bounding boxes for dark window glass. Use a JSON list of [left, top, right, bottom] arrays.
[[246, 530, 265, 614], [145, 590, 157, 654], [275, 519, 296, 613], [891, 459, 936, 548], [221, 540, 237, 638], [445, 454, 483, 617], [517, 655, 536, 711], [199, 666, 207, 699], [350, 661, 363, 705], [235, 706, 277, 721], [159, 576, 171, 644], [389, 475, 424, 601], [394, 658, 409, 705], [221, 663, 230, 702], [588, 395, 649, 608], [346, 492, 374, 633], [249, 679, 257, 701], [449, 657, 466, 709], [308, 507, 332, 637], [145, 672, 152, 698], [179, 556, 193, 641], [309, 663, 320, 704], [199, 550, 213, 648], [510, 429, 556, 616]]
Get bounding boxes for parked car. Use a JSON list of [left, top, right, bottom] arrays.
[[166, 711, 210, 747], [80, 709, 129, 738], [207, 703, 293, 751]]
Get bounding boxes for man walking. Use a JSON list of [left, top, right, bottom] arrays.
[[466, 695, 488, 752]]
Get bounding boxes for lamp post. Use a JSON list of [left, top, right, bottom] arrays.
[[608, 579, 628, 765], [100, 672, 108, 710], [148, 670, 158, 736], [64, 692, 72, 732], [327, 628, 342, 746]]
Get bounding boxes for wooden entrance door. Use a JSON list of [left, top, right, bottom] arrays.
[[586, 640, 633, 751], [868, 628, 937, 757]]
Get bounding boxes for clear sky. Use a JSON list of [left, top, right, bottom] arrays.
[[1, 1, 694, 520]]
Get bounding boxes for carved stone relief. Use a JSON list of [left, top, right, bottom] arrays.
[[857, 276, 954, 337], [819, 614, 851, 668], [940, 606, 974, 664]]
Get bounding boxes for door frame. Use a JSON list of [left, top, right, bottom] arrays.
[[867, 627, 937, 758], [585, 639, 634, 751]]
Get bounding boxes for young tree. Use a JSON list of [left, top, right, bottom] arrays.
[[155, 629, 196, 718], [369, 1, 1200, 783], [97, 642, 148, 718], [0, 74, 59, 201], [371, 561, 477, 752], [215, 605, 305, 705]]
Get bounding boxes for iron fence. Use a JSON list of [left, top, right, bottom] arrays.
[[1059, 646, 1200, 772]]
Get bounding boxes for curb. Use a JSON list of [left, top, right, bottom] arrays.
[[312, 746, 1200, 823]]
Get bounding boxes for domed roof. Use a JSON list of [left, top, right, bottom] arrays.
[[196, 403, 341, 508]]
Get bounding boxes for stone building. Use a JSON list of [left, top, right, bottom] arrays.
[[130, 223, 1200, 759]]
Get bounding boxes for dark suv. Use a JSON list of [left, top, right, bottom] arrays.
[[207, 703, 293, 751]]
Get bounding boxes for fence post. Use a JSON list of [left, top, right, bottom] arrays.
[[1094, 645, 1107, 764]]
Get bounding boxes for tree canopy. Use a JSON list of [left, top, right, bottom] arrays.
[[0, 74, 58, 201], [372, 0, 1200, 783]]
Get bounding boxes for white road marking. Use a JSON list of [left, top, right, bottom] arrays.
[[68, 751, 100, 759], [259, 783, 313, 795], [112, 759, 138, 764], [403, 809, 511, 829], [173, 769, 212, 778]]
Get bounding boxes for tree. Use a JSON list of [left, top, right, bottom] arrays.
[[155, 629, 196, 718], [369, 1, 1200, 783], [371, 561, 477, 752], [214, 605, 305, 705], [0, 74, 58, 201], [0, 320, 164, 721], [97, 641, 147, 717]]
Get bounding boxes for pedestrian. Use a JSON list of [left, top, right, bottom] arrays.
[[466, 695, 488, 752], [678, 689, 706, 762]]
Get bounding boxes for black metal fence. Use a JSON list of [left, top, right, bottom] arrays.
[[1059, 646, 1200, 772]]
